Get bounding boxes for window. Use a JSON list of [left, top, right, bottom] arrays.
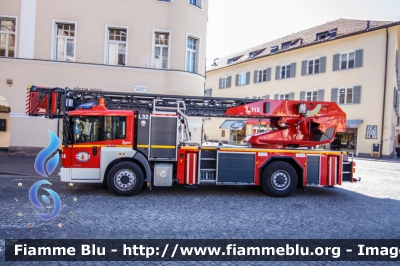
[[281, 64, 291, 79], [276, 63, 296, 80], [204, 88, 212, 97], [279, 94, 290, 100], [153, 32, 169, 69], [186, 37, 198, 73], [300, 90, 324, 101], [316, 29, 337, 41], [302, 57, 325, 76], [331, 86, 361, 104], [55, 23, 75, 62], [274, 93, 294, 100], [236, 72, 250, 86], [340, 52, 355, 69], [156, 0, 171, 2], [105, 116, 127, 140], [306, 91, 318, 101], [219, 76, 231, 89], [316, 31, 329, 41], [249, 49, 265, 59], [254, 95, 269, 100], [189, 0, 202, 8], [107, 28, 127, 66], [339, 87, 354, 104], [254, 68, 271, 83], [270, 46, 278, 54], [258, 69, 267, 82], [0, 18, 16, 57], [227, 55, 242, 64], [71, 116, 126, 143], [333, 49, 363, 71], [308, 59, 320, 74], [282, 42, 291, 50]]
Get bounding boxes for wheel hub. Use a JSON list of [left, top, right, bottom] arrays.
[[114, 169, 136, 191], [271, 170, 290, 191], [120, 176, 130, 184]]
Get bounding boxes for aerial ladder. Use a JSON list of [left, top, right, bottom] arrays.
[[26, 85, 356, 197]]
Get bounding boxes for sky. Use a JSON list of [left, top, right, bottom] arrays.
[[206, 0, 400, 65]]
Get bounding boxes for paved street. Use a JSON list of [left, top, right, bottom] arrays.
[[0, 154, 400, 265]]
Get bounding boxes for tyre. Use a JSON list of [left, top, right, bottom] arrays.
[[261, 161, 298, 197], [106, 161, 144, 196]]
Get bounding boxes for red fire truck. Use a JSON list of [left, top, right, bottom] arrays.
[[26, 85, 356, 197]]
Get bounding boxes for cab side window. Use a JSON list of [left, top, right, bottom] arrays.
[[72, 116, 126, 142], [73, 116, 103, 143], [104, 116, 126, 140]]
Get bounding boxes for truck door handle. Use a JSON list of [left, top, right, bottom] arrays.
[[93, 146, 98, 156]]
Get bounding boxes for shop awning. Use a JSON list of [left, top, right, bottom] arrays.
[[346, 119, 363, 128], [219, 120, 246, 129], [246, 119, 270, 125]]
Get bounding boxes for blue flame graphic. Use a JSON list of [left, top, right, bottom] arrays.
[[29, 180, 62, 221], [34, 130, 60, 177]]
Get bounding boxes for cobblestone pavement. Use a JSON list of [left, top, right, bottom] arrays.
[[0, 156, 400, 265]]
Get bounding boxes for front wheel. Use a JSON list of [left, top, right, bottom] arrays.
[[261, 161, 298, 197], [107, 162, 144, 196]]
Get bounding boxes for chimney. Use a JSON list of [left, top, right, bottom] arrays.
[[366, 20, 370, 31]]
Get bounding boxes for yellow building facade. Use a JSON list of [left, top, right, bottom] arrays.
[[205, 19, 400, 157]]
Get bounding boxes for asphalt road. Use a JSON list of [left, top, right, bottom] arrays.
[[0, 155, 400, 265]]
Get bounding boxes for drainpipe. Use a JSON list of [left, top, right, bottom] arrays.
[[380, 28, 389, 158]]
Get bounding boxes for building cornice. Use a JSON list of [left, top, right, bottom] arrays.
[[0, 58, 206, 81]]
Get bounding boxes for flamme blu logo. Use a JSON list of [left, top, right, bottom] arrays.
[[29, 180, 62, 221], [34, 130, 60, 177], [30, 130, 62, 221]]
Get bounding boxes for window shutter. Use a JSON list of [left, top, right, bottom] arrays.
[[265, 68, 271, 81], [275, 66, 280, 80], [235, 74, 239, 86], [320, 56, 326, 73], [289, 92, 295, 100], [353, 86, 361, 104], [333, 54, 340, 71], [274, 94, 279, 100], [331, 88, 338, 103], [219, 78, 222, 89], [290, 62, 296, 77], [317, 89, 325, 101], [226, 76, 232, 88], [246, 72, 250, 85], [301, 60, 307, 76], [254, 70, 258, 83], [300, 91, 306, 100], [264, 95, 270, 99], [355, 49, 363, 68]]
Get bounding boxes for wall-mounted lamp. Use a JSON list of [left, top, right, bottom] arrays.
[[6, 78, 13, 87]]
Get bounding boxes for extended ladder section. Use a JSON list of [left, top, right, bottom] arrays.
[[26, 85, 347, 149], [26, 85, 263, 119]]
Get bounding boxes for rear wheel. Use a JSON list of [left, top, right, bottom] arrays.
[[107, 162, 144, 196], [262, 161, 298, 197]]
